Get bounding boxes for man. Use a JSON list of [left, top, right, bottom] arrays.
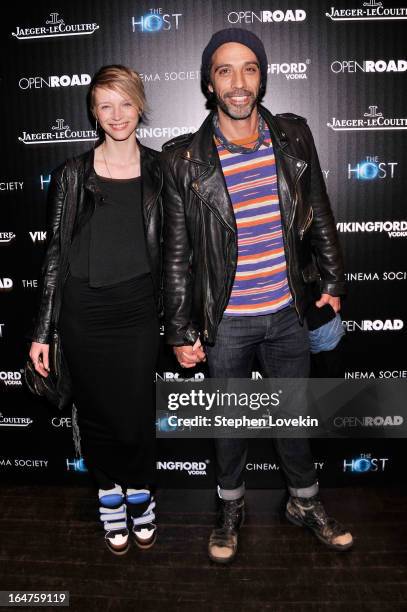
[[161, 28, 353, 563]]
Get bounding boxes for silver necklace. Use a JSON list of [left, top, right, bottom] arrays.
[[101, 143, 113, 178]]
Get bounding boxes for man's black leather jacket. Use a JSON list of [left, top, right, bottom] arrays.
[[31, 144, 163, 344], [161, 105, 345, 347]]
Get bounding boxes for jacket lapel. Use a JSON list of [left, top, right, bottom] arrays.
[[259, 106, 307, 228], [181, 114, 236, 233], [259, 106, 307, 183], [140, 144, 162, 228], [83, 148, 99, 195], [190, 153, 237, 234]]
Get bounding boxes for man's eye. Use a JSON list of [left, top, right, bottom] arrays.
[[218, 68, 230, 75]]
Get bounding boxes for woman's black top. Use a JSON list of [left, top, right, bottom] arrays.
[[69, 175, 150, 287]]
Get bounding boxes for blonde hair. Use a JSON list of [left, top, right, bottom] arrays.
[[89, 64, 146, 117]]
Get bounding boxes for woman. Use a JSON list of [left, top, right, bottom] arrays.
[[29, 65, 162, 555]]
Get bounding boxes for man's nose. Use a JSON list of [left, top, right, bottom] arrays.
[[231, 68, 246, 90]]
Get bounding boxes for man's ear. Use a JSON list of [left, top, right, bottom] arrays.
[[208, 82, 214, 93]]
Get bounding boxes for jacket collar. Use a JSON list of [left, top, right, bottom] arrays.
[[181, 105, 289, 166], [180, 106, 294, 233]]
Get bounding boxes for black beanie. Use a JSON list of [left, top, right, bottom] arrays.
[[201, 28, 268, 95]]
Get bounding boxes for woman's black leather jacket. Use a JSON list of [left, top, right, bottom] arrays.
[[31, 144, 163, 344]]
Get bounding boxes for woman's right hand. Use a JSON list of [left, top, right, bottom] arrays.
[[29, 342, 50, 377]]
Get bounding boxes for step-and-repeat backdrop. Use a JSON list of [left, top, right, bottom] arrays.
[[1, 0, 406, 487]]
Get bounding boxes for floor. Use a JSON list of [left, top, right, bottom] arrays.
[[0, 486, 406, 611]]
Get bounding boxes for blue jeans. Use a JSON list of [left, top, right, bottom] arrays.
[[206, 305, 318, 500]]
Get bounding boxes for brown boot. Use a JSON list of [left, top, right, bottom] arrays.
[[208, 496, 244, 564], [286, 494, 353, 551]]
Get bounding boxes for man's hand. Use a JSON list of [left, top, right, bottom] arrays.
[[173, 338, 206, 368], [315, 293, 341, 313], [29, 342, 50, 377]]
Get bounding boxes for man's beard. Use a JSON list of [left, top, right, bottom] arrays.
[[214, 88, 259, 120]]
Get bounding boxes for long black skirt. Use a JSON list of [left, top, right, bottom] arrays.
[[59, 273, 159, 489]]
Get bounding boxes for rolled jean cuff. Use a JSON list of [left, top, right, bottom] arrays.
[[288, 481, 319, 499], [217, 483, 245, 501]]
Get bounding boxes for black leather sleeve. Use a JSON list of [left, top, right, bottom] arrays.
[[303, 122, 346, 296], [31, 163, 67, 343], [161, 153, 196, 346]]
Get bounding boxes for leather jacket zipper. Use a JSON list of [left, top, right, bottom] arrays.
[[275, 158, 305, 318], [286, 161, 308, 316], [215, 239, 232, 330], [193, 186, 234, 341], [288, 161, 308, 232], [200, 202, 211, 341], [299, 207, 313, 240]]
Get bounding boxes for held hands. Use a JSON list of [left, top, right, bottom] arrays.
[[315, 293, 341, 313], [173, 338, 206, 368], [29, 342, 50, 377]]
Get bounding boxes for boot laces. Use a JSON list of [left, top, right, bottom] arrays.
[[219, 499, 242, 530]]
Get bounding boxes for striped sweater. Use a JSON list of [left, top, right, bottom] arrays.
[[216, 128, 292, 316]]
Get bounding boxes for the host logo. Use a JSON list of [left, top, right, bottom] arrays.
[[347, 157, 398, 179], [156, 460, 209, 476], [268, 60, 310, 80], [0, 372, 22, 386], [326, 2, 407, 21], [343, 453, 389, 472], [12, 13, 99, 39], [40, 175, 51, 191], [328, 105, 407, 131], [132, 8, 182, 32], [331, 59, 407, 73], [29, 231, 46, 243], [342, 319, 404, 332], [0, 278, 13, 291], [19, 73, 91, 90], [19, 119, 97, 145], [227, 9, 307, 23], [66, 457, 88, 472], [0, 412, 31, 425], [0, 232, 16, 243], [337, 221, 407, 238]]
